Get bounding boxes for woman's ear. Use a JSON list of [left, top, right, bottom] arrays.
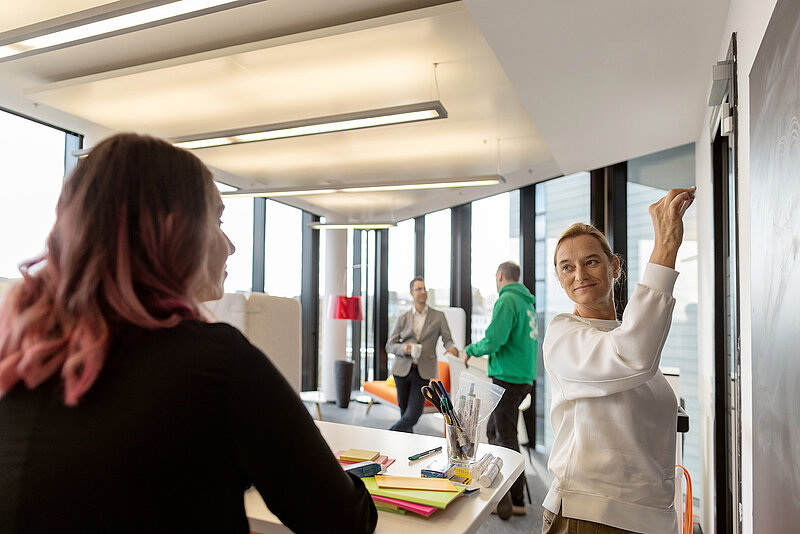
[[612, 255, 621, 279]]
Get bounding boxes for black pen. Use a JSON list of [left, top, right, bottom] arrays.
[[408, 446, 443, 461]]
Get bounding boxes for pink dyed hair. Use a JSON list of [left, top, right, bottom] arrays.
[[0, 133, 218, 405]]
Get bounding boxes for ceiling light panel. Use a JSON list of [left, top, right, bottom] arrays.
[[219, 175, 502, 198], [172, 101, 446, 148], [0, 0, 262, 61], [309, 223, 397, 230], [0, 1, 110, 34]]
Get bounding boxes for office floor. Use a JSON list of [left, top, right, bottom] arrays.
[[304, 396, 551, 534]]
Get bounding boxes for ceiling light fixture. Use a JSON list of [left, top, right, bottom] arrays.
[[171, 101, 448, 149], [309, 223, 397, 230], [0, 0, 260, 61], [219, 175, 503, 198]]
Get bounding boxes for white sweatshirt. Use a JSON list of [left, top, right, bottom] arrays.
[[543, 263, 680, 534]]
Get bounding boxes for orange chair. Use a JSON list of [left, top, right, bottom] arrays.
[[362, 360, 450, 415]]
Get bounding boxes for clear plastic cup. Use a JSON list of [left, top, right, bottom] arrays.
[[445, 422, 479, 465]]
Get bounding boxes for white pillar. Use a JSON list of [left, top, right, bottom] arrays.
[[320, 228, 347, 402]]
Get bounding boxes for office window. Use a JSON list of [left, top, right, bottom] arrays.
[[0, 110, 68, 283], [221, 197, 254, 294], [534, 172, 591, 447], [264, 200, 302, 299], [626, 143, 700, 513], [343, 228, 355, 363], [360, 230, 377, 381], [346, 229, 376, 384], [317, 224, 327, 369], [387, 219, 415, 326], [471, 191, 520, 343], [387, 219, 415, 365], [424, 208, 451, 308]]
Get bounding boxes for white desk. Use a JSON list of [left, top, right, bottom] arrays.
[[246, 421, 525, 534]]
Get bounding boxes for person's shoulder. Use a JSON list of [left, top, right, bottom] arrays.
[[399, 308, 414, 320], [496, 286, 523, 307], [172, 319, 251, 346], [542, 314, 586, 353], [427, 307, 446, 319], [109, 320, 264, 380], [150, 320, 261, 363], [545, 313, 588, 333]]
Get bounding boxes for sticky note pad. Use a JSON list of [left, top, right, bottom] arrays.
[[374, 475, 458, 492], [340, 448, 380, 462], [363, 477, 465, 509]]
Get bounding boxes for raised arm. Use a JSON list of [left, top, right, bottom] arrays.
[[545, 187, 694, 400]]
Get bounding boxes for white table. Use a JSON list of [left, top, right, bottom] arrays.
[[246, 421, 525, 534]]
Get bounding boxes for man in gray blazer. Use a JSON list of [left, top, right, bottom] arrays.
[[386, 276, 458, 433]]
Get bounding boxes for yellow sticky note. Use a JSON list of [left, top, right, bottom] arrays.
[[374, 475, 459, 492], [340, 448, 380, 462]]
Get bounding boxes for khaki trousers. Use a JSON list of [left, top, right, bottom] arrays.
[[542, 508, 640, 534]]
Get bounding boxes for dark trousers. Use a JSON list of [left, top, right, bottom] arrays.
[[487, 378, 532, 506], [390, 365, 429, 433]]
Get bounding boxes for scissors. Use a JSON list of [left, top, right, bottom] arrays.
[[421, 385, 451, 424], [432, 380, 462, 428]]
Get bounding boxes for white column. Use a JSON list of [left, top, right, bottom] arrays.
[[320, 228, 347, 401]]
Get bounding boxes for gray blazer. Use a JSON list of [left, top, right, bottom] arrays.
[[385, 306, 455, 380]]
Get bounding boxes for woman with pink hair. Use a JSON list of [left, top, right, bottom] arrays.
[[0, 133, 376, 533]]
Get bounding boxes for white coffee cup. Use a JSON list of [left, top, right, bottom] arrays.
[[410, 343, 422, 361]]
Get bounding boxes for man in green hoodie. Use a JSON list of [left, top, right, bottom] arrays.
[[463, 261, 537, 519]]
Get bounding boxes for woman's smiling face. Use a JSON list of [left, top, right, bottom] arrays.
[[555, 234, 620, 315]]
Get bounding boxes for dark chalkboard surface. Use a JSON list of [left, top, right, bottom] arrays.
[[750, 0, 800, 530]]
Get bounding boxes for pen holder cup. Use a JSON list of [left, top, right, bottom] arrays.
[[445, 422, 479, 465]]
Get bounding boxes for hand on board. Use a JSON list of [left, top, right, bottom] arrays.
[[648, 186, 696, 269]]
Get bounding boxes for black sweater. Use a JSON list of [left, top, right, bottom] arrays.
[[0, 321, 377, 533]]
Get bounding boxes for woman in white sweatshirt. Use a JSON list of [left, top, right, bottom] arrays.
[[542, 187, 695, 534]]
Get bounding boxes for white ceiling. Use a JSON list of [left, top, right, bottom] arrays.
[[0, 0, 731, 222], [463, 0, 731, 175]]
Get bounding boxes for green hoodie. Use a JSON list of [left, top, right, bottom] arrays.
[[465, 282, 537, 384]]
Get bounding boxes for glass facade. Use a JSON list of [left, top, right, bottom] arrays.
[[220, 197, 254, 294], [264, 200, 302, 299], [0, 110, 68, 284], [386, 219, 415, 371], [534, 172, 592, 447], [424, 209, 451, 308], [470, 191, 520, 343]]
